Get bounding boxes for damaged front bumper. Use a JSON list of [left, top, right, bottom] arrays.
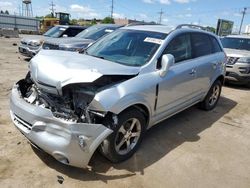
[[9, 84, 113, 168], [19, 44, 41, 57]]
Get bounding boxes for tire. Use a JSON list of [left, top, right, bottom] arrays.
[[99, 108, 146, 163], [200, 80, 222, 111], [246, 82, 250, 88]]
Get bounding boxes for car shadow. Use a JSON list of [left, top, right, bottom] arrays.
[[32, 96, 237, 182], [23, 57, 31, 62]]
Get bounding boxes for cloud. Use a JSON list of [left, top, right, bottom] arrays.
[[174, 0, 190, 3], [233, 13, 241, 17], [163, 18, 169, 22], [142, 0, 171, 5], [185, 13, 192, 17], [70, 4, 100, 18], [0, 1, 17, 13], [113, 13, 125, 19], [159, 0, 171, 4], [142, 0, 195, 4], [142, 0, 154, 3]]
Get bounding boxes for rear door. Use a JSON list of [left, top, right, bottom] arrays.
[[191, 33, 224, 94]]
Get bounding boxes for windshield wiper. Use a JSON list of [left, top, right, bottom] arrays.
[[84, 52, 105, 60]]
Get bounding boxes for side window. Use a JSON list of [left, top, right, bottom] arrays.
[[64, 28, 82, 37], [163, 34, 192, 63], [191, 33, 212, 58], [210, 36, 223, 53]]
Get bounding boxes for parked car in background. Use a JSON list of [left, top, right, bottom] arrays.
[[221, 35, 250, 86], [10, 24, 226, 168], [19, 25, 87, 57], [42, 24, 122, 52]]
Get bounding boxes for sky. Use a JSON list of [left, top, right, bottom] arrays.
[[1, 0, 250, 32]]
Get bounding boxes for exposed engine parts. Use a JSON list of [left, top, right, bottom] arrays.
[[16, 72, 123, 128]]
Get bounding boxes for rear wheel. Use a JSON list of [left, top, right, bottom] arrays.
[[200, 80, 222, 111], [246, 81, 250, 88], [99, 108, 146, 163]]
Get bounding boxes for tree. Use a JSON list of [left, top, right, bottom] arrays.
[[101, 17, 114, 24], [91, 18, 97, 25], [45, 13, 54, 18], [0, 10, 4, 14], [206, 26, 216, 33], [5, 10, 9, 15], [70, 19, 78, 25]]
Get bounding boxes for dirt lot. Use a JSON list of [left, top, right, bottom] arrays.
[[0, 36, 250, 188]]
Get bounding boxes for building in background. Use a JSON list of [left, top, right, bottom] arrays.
[[245, 25, 250, 34], [114, 18, 155, 25]]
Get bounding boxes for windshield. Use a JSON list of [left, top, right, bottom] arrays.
[[86, 29, 167, 66], [75, 25, 116, 40], [43, 26, 66, 38], [221, 37, 250, 51]]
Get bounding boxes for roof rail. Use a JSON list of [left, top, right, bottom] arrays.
[[126, 22, 160, 27], [175, 24, 208, 31]]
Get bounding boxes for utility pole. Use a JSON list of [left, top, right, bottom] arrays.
[[111, 0, 114, 19], [158, 9, 164, 24], [239, 7, 247, 34], [50, 0, 56, 17]]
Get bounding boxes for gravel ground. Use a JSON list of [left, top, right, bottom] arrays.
[[0, 36, 250, 188]]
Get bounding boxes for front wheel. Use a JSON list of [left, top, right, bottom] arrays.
[[99, 108, 146, 163], [200, 80, 222, 111]]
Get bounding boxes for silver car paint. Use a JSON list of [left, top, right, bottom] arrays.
[[10, 85, 113, 167], [19, 36, 46, 57], [10, 26, 226, 168]]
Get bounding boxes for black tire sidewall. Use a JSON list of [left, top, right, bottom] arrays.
[[202, 80, 222, 110], [100, 109, 146, 163]]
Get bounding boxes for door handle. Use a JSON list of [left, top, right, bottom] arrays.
[[189, 68, 196, 75]]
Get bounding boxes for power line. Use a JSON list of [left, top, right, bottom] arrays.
[[111, 0, 114, 19], [239, 7, 247, 34], [49, 0, 56, 17], [158, 9, 164, 24]]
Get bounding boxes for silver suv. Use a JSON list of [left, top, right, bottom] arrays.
[[10, 25, 226, 168], [221, 35, 250, 86]]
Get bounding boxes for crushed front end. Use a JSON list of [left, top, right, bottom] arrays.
[[9, 73, 114, 168]]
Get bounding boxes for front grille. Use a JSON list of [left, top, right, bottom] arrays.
[[13, 114, 32, 130], [42, 42, 59, 50], [226, 57, 239, 65]]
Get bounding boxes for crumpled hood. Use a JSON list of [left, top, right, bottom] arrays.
[[224, 48, 250, 58], [30, 50, 140, 88]]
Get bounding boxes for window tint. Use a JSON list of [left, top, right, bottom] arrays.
[[64, 28, 83, 37], [163, 34, 192, 63], [191, 33, 212, 58], [210, 36, 222, 53]]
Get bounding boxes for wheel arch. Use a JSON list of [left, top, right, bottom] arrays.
[[117, 103, 151, 128]]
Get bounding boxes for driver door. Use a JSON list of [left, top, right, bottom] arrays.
[[155, 33, 198, 122]]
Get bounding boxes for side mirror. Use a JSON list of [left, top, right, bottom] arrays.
[[62, 34, 68, 38], [159, 54, 175, 77]]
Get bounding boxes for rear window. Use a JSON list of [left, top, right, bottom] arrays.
[[64, 28, 85, 37], [210, 36, 223, 53]]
